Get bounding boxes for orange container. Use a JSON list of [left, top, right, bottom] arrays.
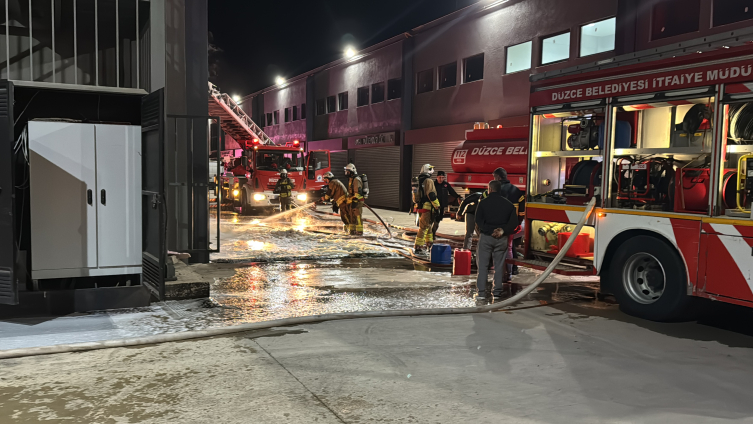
[[557, 232, 592, 258], [453, 249, 472, 275]]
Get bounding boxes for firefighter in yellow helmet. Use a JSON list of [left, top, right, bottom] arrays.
[[345, 163, 364, 236], [274, 169, 294, 212], [322, 171, 350, 233], [414, 164, 440, 254]]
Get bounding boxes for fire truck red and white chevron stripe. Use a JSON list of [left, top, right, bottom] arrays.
[[725, 82, 753, 94]]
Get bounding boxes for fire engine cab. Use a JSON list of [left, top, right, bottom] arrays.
[[516, 44, 753, 322]]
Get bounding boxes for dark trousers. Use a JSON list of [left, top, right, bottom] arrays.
[[463, 213, 477, 250], [476, 233, 510, 295], [280, 198, 292, 211]]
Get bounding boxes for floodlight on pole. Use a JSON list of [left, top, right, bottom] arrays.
[[344, 46, 356, 58], [275, 76, 285, 85]]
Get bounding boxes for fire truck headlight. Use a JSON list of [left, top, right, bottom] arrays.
[[297, 193, 308, 202], [253, 193, 266, 202], [232, 189, 240, 197]]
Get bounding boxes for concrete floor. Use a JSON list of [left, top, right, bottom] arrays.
[[3, 303, 753, 423]]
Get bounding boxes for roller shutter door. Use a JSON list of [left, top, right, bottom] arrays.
[[412, 141, 461, 177], [354, 146, 401, 209], [329, 151, 348, 182]]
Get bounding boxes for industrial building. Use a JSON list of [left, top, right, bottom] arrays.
[[242, 0, 753, 210]]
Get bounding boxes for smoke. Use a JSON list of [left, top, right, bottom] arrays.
[[208, 31, 223, 81]]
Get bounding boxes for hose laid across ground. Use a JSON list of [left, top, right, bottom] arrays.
[[0, 198, 596, 360]]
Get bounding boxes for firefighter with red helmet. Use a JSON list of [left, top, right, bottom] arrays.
[[323, 171, 350, 233], [414, 164, 440, 254], [345, 163, 364, 236], [274, 169, 294, 212]]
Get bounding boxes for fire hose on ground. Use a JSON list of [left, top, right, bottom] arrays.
[[0, 199, 596, 360]]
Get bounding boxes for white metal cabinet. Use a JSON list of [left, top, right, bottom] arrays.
[[29, 121, 142, 280]]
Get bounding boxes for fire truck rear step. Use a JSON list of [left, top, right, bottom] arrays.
[[507, 258, 593, 276]]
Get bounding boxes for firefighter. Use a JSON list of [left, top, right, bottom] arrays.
[[345, 163, 364, 236], [431, 170, 459, 241], [414, 164, 440, 254], [274, 169, 294, 212], [322, 171, 350, 232]]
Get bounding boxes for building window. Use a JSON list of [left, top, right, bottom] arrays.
[[417, 69, 434, 94], [338, 91, 348, 110], [357, 86, 369, 107], [316, 99, 326, 115], [273, 111, 279, 125], [580, 18, 616, 57], [713, 0, 752, 27], [651, 0, 700, 40], [438, 62, 457, 89], [266, 113, 272, 126], [284, 108, 290, 123], [301, 104, 306, 119], [293, 105, 298, 121], [541, 32, 570, 65], [505, 41, 532, 74], [463, 54, 484, 83], [326, 95, 337, 113], [372, 82, 385, 103], [388, 78, 402, 100]]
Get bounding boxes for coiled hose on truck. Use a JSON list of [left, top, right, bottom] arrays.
[[0, 199, 597, 360]]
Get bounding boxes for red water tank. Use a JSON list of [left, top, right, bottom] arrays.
[[451, 128, 529, 175]]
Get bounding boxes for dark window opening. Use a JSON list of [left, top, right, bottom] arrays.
[[417, 69, 434, 94], [388, 79, 402, 100], [260, 114, 266, 127], [463, 54, 484, 83], [651, 0, 700, 40], [284, 108, 290, 123], [338, 91, 348, 110], [316, 99, 326, 115], [313, 151, 329, 170], [326, 95, 337, 113], [357, 86, 369, 107], [372, 82, 385, 103], [266, 113, 272, 126], [714, 0, 753, 26], [301, 104, 307, 119], [439, 62, 457, 89], [273, 111, 279, 125], [293, 105, 298, 121]]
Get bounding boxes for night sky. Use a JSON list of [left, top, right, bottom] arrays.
[[208, 0, 477, 98]]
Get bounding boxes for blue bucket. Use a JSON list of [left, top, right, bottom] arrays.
[[430, 244, 453, 265]]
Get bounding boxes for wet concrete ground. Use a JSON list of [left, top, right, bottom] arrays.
[[4, 209, 753, 422]]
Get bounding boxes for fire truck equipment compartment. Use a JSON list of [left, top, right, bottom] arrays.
[[597, 120, 632, 149], [556, 232, 592, 258]]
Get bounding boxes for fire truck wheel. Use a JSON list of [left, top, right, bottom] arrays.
[[609, 235, 691, 322]]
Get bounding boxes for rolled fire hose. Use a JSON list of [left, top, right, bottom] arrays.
[[0, 199, 596, 360]]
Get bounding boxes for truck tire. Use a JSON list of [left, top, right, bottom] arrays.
[[609, 235, 692, 322]]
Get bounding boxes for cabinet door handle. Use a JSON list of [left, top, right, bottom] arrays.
[[100, 189, 106, 205], [87, 189, 93, 205]]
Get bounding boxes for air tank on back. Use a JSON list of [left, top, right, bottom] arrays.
[[450, 127, 529, 175]]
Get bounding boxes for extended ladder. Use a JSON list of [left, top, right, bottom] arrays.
[[207, 82, 273, 145]]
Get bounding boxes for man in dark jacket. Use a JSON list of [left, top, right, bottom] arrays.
[[475, 180, 520, 301], [431, 171, 459, 240], [457, 191, 482, 250], [485, 167, 525, 281]]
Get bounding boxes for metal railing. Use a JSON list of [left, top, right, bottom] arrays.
[[208, 82, 274, 145]]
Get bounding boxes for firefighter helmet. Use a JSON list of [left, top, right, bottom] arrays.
[[345, 163, 357, 175], [420, 164, 435, 175], [323, 171, 334, 180], [280, 169, 288, 177]]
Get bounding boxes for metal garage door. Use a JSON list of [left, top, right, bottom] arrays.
[[412, 141, 461, 177], [354, 146, 401, 209], [329, 151, 348, 183]]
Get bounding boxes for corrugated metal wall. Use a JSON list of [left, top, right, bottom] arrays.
[[354, 146, 401, 209], [411, 141, 460, 176]]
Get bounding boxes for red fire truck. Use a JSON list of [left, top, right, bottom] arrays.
[[219, 139, 331, 214], [512, 44, 753, 321]]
